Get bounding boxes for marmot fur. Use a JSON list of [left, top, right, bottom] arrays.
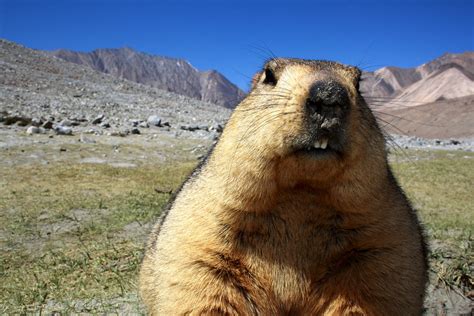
[[140, 58, 428, 315]]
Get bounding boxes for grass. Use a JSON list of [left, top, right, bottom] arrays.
[[0, 147, 472, 313], [0, 160, 196, 314], [390, 149, 473, 293]]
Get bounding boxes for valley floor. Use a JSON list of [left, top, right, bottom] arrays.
[[0, 128, 472, 315]]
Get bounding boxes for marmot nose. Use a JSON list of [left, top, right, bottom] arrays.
[[306, 80, 349, 113]]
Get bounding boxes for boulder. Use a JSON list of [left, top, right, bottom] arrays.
[[42, 121, 54, 129], [26, 126, 41, 135], [147, 115, 162, 127]]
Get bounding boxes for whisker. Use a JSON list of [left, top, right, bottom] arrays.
[[372, 111, 445, 128]]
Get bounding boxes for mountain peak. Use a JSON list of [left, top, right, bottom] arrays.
[[360, 52, 474, 106]]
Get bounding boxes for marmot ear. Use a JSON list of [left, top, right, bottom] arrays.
[[251, 71, 263, 90], [349, 67, 362, 92]]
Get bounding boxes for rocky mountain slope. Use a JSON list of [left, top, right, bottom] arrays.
[[376, 94, 474, 139], [360, 52, 474, 107], [1, 38, 473, 139], [0, 39, 230, 137], [46, 47, 245, 108]]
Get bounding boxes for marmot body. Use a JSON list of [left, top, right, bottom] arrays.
[[140, 58, 428, 315]]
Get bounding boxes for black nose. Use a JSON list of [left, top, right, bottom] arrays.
[[306, 80, 349, 113]]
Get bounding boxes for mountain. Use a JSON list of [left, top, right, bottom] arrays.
[[360, 52, 474, 107], [0, 39, 231, 132], [47, 47, 245, 108], [2, 38, 473, 139], [375, 95, 474, 139]]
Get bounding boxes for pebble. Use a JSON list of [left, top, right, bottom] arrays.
[[54, 126, 73, 135], [92, 114, 105, 124], [31, 117, 42, 126], [79, 133, 96, 144], [59, 119, 73, 127]]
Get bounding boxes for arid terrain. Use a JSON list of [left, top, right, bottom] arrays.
[[0, 39, 473, 314]]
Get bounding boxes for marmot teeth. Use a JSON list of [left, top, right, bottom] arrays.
[[321, 138, 328, 149], [313, 138, 328, 149]]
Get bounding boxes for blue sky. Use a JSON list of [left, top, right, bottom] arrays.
[[1, 0, 473, 90]]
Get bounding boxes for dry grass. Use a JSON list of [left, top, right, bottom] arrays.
[[390, 149, 473, 294], [0, 147, 472, 313], [0, 160, 196, 313]]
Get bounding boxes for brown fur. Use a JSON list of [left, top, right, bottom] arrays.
[[140, 58, 428, 315]]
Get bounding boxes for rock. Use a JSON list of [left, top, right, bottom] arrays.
[[54, 126, 73, 135], [138, 121, 149, 128], [109, 130, 128, 137], [91, 114, 104, 124], [180, 124, 201, 131], [209, 123, 224, 133], [120, 129, 130, 137], [72, 117, 88, 123], [147, 115, 162, 127], [131, 128, 141, 135], [450, 139, 461, 145], [26, 126, 41, 135], [42, 121, 54, 129], [17, 117, 31, 126], [79, 133, 96, 144], [59, 119, 73, 127], [31, 117, 42, 127], [3, 115, 31, 126]]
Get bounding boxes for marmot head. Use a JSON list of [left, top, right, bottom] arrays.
[[219, 58, 386, 188]]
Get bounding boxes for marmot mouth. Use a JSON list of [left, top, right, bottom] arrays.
[[293, 137, 340, 158]]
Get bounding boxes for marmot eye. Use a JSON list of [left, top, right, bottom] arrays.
[[262, 68, 277, 86]]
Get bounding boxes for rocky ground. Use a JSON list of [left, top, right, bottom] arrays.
[[0, 39, 230, 144], [388, 134, 474, 151]]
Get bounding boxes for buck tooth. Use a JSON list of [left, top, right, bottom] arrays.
[[313, 140, 321, 148], [321, 138, 328, 149]]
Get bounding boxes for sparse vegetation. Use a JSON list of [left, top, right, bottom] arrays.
[[0, 159, 196, 313], [390, 149, 474, 298], [0, 147, 472, 313]]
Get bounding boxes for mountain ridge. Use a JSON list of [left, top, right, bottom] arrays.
[[360, 51, 474, 106], [46, 47, 245, 108]]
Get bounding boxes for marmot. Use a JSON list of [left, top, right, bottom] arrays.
[[139, 58, 428, 315]]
